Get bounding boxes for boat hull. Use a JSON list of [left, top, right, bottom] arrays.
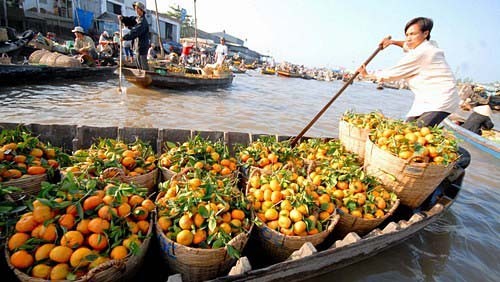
[[0, 64, 117, 86], [0, 122, 465, 281], [443, 118, 500, 158], [122, 67, 234, 89]]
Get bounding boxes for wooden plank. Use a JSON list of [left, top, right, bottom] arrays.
[[159, 129, 192, 153], [29, 123, 76, 152], [75, 125, 118, 150]]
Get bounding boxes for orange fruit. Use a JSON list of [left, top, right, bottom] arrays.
[[76, 219, 91, 235], [13, 154, 27, 163], [49, 246, 73, 263], [88, 218, 110, 234], [70, 247, 93, 268], [289, 209, 303, 223], [98, 205, 116, 220], [158, 217, 172, 232], [193, 213, 205, 227], [264, 208, 279, 221], [193, 229, 207, 244], [66, 205, 78, 216], [219, 222, 232, 234], [88, 233, 108, 251], [83, 195, 103, 211], [35, 243, 56, 261], [121, 156, 136, 167], [10, 250, 34, 269], [137, 220, 150, 234], [8, 232, 30, 251], [110, 246, 128, 260], [27, 165, 47, 175], [16, 215, 38, 232], [117, 202, 132, 217], [89, 256, 110, 269], [141, 199, 155, 212], [127, 220, 139, 234], [31, 263, 52, 279], [178, 214, 193, 230], [31, 223, 57, 242], [176, 230, 193, 246], [33, 205, 53, 223], [293, 221, 307, 235], [128, 195, 144, 207], [58, 214, 76, 230], [60, 231, 84, 248], [122, 235, 140, 249], [50, 263, 70, 280], [278, 216, 292, 229]]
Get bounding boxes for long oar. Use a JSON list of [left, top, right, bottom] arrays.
[[290, 36, 391, 147], [118, 20, 123, 94]]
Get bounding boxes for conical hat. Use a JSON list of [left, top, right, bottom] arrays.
[[473, 105, 492, 117]]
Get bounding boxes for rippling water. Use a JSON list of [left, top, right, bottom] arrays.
[[1, 70, 499, 281]]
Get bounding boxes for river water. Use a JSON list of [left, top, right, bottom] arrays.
[[0, 71, 499, 281]]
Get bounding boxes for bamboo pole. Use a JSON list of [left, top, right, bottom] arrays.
[[154, 0, 164, 58]]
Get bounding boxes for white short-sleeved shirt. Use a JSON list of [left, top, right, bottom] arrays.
[[376, 40, 459, 117], [215, 44, 228, 65]]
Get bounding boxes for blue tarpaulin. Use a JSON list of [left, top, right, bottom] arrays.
[[74, 8, 94, 32]]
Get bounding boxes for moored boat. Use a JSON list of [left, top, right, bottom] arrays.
[[0, 122, 467, 281], [261, 68, 276, 75], [0, 64, 117, 86], [122, 67, 234, 89], [277, 70, 301, 78], [443, 118, 500, 158]]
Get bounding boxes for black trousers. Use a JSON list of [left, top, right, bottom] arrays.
[[406, 111, 450, 127]]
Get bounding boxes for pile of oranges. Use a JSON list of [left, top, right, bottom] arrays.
[[6, 176, 154, 280], [369, 120, 459, 165], [159, 135, 238, 178], [156, 136, 250, 256], [341, 111, 387, 130], [64, 138, 157, 178], [0, 126, 68, 182]]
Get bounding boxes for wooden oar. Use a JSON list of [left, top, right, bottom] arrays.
[[118, 20, 123, 93], [290, 36, 391, 147]]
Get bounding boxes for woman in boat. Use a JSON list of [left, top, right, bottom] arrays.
[[358, 17, 459, 127], [118, 1, 149, 70], [71, 26, 98, 67], [461, 104, 495, 135]]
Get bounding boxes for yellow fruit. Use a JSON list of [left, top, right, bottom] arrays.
[[8, 232, 30, 251], [70, 247, 93, 267], [176, 230, 193, 246], [50, 263, 70, 280], [35, 243, 56, 261], [49, 246, 73, 263], [31, 263, 52, 279]]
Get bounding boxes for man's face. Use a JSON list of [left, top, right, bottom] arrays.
[[221, 39, 225, 45], [135, 6, 143, 16], [74, 32, 83, 39], [405, 23, 429, 49]]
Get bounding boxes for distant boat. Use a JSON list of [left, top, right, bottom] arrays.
[[443, 118, 500, 159], [277, 70, 301, 78], [261, 68, 276, 75]]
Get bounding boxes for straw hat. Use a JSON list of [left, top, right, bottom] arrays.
[[473, 105, 492, 117]]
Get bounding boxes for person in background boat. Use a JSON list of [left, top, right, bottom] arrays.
[[200, 47, 208, 66], [147, 43, 157, 60], [214, 37, 228, 67], [99, 31, 110, 45], [180, 41, 193, 65], [122, 26, 134, 63], [118, 1, 149, 70], [71, 26, 98, 67], [96, 41, 115, 66], [462, 104, 494, 135], [358, 17, 459, 127]]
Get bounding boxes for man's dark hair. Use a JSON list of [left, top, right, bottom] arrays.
[[405, 17, 433, 40]]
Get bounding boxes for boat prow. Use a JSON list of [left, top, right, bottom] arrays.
[[443, 118, 500, 158], [122, 67, 153, 88]]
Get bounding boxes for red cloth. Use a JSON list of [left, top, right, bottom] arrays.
[[181, 45, 193, 56]]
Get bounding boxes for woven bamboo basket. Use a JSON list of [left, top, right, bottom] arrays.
[[364, 139, 455, 208], [246, 167, 339, 262], [334, 199, 400, 238], [160, 166, 176, 181], [338, 120, 370, 161], [254, 215, 339, 262], [156, 219, 251, 282], [5, 215, 153, 282], [2, 174, 47, 200], [123, 168, 159, 195]]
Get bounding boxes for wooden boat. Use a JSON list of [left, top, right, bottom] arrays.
[[0, 64, 117, 86], [443, 118, 500, 158], [245, 64, 257, 70], [261, 68, 276, 75], [0, 122, 467, 281], [122, 67, 234, 89], [230, 65, 247, 74], [277, 70, 301, 78]]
